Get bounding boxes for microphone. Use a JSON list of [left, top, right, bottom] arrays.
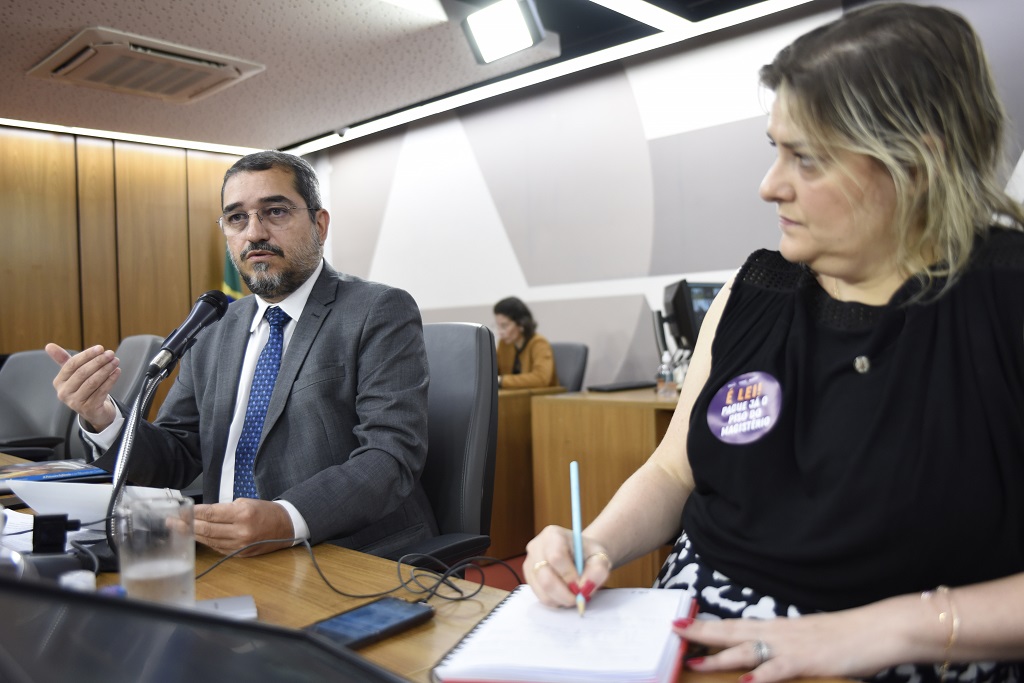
[[148, 290, 230, 375]]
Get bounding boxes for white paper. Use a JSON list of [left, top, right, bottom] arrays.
[[7, 481, 182, 529]]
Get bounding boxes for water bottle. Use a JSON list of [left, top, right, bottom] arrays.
[[656, 351, 677, 399], [673, 349, 691, 388]]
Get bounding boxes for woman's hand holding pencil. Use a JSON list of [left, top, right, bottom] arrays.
[[523, 460, 615, 610]]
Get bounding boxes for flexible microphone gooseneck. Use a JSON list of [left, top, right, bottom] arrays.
[[147, 290, 231, 376], [105, 290, 231, 560]]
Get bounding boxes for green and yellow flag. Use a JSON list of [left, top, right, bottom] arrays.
[[221, 251, 245, 301]]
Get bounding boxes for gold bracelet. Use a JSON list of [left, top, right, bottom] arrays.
[[922, 585, 960, 681]]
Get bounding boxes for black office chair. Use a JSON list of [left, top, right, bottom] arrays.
[[550, 342, 589, 392], [395, 322, 498, 569], [0, 349, 77, 461]]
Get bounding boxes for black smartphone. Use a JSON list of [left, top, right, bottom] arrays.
[[305, 597, 435, 649]]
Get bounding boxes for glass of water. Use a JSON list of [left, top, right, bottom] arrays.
[[116, 495, 195, 608]]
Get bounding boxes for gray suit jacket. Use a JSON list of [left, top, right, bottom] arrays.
[[97, 264, 437, 556]]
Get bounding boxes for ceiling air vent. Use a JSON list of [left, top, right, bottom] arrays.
[[27, 27, 265, 103]]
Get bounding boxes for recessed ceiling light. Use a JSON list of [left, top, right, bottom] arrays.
[[463, 0, 546, 64]]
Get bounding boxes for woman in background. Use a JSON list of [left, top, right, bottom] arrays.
[[524, 4, 1024, 682], [493, 297, 558, 389]]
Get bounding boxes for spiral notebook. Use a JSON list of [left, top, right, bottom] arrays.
[[432, 585, 695, 683]]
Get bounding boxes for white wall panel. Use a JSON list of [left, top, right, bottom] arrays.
[[367, 114, 529, 308], [1008, 151, 1024, 203], [624, 9, 838, 141]]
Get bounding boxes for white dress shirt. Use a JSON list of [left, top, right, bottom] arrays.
[[84, 260, 325, 544]]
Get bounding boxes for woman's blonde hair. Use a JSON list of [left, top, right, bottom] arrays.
[[760, 2, 1024, 297]]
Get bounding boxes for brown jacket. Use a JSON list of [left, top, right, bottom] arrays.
[[496, 334, 558, 389]]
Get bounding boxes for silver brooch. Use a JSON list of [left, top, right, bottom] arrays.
[[854, 356, 870, 374]]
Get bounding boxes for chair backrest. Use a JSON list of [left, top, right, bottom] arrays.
[[550, 342, 589, 392], [0, 350, 77, 459], [109, 334, 164, 405], [420, 323, 498, 540], [63, 334, 165, 461]]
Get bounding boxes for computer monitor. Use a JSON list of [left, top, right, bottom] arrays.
[[0, 577, 408, 683], [655, 280, 723, 353]]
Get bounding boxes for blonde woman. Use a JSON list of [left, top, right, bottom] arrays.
[[525, 4, 1024, 682]]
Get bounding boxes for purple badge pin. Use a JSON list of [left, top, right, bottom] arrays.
[[706, 371, 782, 445]]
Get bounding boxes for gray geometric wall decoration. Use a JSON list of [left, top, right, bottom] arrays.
[[649, 115, 779, 276], [329, 0, 1024, 396], [460, 67, 655, 286], [325, 128, 404, 278]]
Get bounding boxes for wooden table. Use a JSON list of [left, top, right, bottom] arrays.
[[531, 388, 679, 588], [0, 451, 505, 683], [93, 543, 507, 683], [488, 386, 564, 560], [92, 546, 851, 683], [4, 452, 851, 683]]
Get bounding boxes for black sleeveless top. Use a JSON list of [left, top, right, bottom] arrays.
[[681, 227, 1024, 612]]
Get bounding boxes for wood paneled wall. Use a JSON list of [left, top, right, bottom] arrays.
[[188, 152, 240, 302], [114, 144, 192, 339], [1, 128, 81, 353], [77, 137, 119, 351], [0, 125, 239, 358]]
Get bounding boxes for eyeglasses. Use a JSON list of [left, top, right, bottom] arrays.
[[218, 206, 316, 233]]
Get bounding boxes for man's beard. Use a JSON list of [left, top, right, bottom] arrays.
[[229, 225, 323, 299]]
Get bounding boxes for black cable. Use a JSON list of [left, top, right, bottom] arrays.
[[194, 537, 301, 580], [7, 514, 524, 598], [0, 515, 109, 538], [69, 539, 100, 574], [1, 515, 106, 574], [396, 555, 524, 602], [0, 528, 32, 537], [193, 538, 525, 603]]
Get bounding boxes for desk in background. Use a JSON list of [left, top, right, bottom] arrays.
[[488, 386, 564, 560], [531, 388, 678, 588]]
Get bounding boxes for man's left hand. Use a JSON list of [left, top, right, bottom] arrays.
[[193, 499, 297, 556]]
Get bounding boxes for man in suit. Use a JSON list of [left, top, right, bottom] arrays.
[[47, 151, 437, 558]]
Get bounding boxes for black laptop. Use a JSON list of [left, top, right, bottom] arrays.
[[0, 577, 409, 683], [586, 380, 657, 392]]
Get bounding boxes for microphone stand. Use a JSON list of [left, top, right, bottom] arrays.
[[102, 367, 171, 561]]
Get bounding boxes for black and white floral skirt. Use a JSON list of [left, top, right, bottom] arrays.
[[654, 531, 1019, 683]]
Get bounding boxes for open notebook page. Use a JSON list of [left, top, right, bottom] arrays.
[[433, 585, 693, 683]]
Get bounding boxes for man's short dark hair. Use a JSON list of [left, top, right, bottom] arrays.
[[222, 150, 323, 211]]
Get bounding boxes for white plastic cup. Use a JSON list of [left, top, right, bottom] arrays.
[[59, 569, 97, 592], [116, 495, 195, 608]]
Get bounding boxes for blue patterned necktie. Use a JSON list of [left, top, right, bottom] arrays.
[[233, 306, 291, 500]]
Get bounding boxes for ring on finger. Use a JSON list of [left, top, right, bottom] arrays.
[[752, 640, 772, 666], [532, 559, 552, 573], [585, 551, 612, 568]]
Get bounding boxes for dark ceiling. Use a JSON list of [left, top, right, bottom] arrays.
[[476, 1, 772, 60], [339, 0, 773, 136]]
